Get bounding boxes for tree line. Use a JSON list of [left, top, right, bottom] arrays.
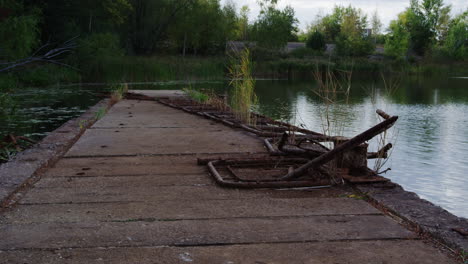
[[0, 0, 466, 69]]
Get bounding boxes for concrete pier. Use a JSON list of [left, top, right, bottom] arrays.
[[0, 91, 458, 263]]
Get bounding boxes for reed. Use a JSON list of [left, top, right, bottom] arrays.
[[228, 49, 257, 125]]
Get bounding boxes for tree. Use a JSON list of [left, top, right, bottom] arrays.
[[0, 1, 41, 60], [306, 31, 326, 51], [443, 11, 467, 60], [316, 6, 344, 43], [238, 5, 250, 41], [221, 0, 239, 42], [251, 0, 298, 50], [407, 0, 448, 55], [385, 11, 411, 59], [334, 5, 374, 56], [129, 0, 195, 55], [371, 9, 383, 40]]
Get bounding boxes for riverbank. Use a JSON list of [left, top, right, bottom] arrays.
[[0, 90, 464, 263], [2, 54, 466, 91]]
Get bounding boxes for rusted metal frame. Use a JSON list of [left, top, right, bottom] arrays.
[[160, 98, 337, 140], [254, 113, 325, 136], [225, 166, 286, 183], [226, 166, 244, 181], [296, 138, 330, 152], [197, 157, 309, 166], [281, 114, 398, 180], [207, 160, 332, 188]]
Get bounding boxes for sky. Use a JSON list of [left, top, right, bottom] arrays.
[[221, 0, 468, 31]]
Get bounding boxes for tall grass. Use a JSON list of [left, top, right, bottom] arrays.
[[312, 66, 353, 138], [229, 49, 257, 125]]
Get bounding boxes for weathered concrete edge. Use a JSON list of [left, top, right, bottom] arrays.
[[0, 99, 112, 207], [355, 182, 468, 253]]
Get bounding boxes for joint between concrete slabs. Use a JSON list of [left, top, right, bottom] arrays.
[[0, 237, 419, 253]]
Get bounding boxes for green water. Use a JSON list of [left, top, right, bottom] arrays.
[[1, 76, 467, 219], [0, 86, 105, 140]]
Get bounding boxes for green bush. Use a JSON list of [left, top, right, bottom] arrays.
[[335, 34, 375, 56], [17, 65, 81, 87], [289, 47, 324, 59], [0, 9, 40, 60], [443, 13, 467, 61], [306, 31, 326, 51], [76, 33, 124, 81]]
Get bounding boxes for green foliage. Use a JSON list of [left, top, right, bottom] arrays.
[[443, 11, 467, 60], [78, 33, 123, 58], [94, 107, 107, 120], [385, 12, 411, 59], [110, 83, 128, 102], [169, 0, 230, 55], [0, 2, 41, 60], [252, 0, 298, 50], [407, 0, 448, 55], [289, 47, 324, 59], [336, 35, 374, 57], [183, 88, 210, 103], [229, 49, 257, 124], [306, 31, 326, 51], [309, 5, 374, 56], [76, 33, 124, 81]]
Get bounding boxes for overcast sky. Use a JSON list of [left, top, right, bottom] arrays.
[[221, 0, 467, 31]]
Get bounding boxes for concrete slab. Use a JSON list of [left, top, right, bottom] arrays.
[[44, 154, 269, 177], [17, 185, 350, 204], [0, 240, 455, 264], [65, 127, 264, 157], [44, 156, 208, 177], [93, 100, 216, 128], [1, 198, 380, 224], [35, 174, 212, 188], [129, 89, 186, 98], [0, 98, 457, 262], [0, 215, 414, 250]]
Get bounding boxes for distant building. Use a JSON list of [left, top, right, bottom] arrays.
[[226, 41, 336, 55], [363, 29, 373, 37]]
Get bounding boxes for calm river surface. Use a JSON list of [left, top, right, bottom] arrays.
[[2, 76, 467, 218]]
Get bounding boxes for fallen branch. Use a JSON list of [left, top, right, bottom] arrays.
[[0, 37, 78, 73]]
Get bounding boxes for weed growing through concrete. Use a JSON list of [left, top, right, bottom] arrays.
[[110, 83, 128, 104], [182, 87, 209, 103]]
